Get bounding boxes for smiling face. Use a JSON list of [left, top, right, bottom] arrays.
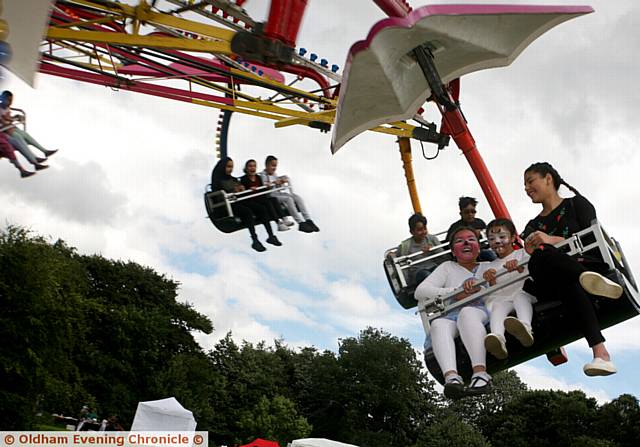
[[451, 229, 480, 263], [524, 170, 554, 203], [266, 159, 278, 175], [245, 160, 257, 175], [487, 225, 515, 258], [410, 221, 428, 242]]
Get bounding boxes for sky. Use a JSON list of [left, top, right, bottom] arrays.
[[2, 0, 640, 403]]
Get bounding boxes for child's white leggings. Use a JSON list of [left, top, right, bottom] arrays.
[[489, 292, 534, 335], [431, 306, 488, 374]]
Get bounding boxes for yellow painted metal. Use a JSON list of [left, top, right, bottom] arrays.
[[62, 0, 235, 42], [46, 28, 233, 53], [274, 110, 336, 128], [398, 137, 422, 214]]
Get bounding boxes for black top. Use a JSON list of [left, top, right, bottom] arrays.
[[521, 195, 596, 241], [445, 218, 486, 242]]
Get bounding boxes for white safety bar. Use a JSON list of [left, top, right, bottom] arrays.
[[415, 220, 639, 336], [205, 183, 291, 218]]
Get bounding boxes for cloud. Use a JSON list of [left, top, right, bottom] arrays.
[[515, 364, 611, 404]]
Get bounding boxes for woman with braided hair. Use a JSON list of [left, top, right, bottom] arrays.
[[521, 162, 623, 376]]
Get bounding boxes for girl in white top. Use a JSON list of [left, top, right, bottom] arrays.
[[414, 227, 493, 399], [482, 219, 537, 360]]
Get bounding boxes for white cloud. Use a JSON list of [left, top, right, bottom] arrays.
[[515, 364, 611, 404]]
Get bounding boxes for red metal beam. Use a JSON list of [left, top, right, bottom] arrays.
[[372, 0, 412, 18]]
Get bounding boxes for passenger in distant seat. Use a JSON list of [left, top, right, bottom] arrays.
[[211, 157, 282, 252], [481, 218, 536, 360], [0, 132, 35, 177], [415, 227, 493, 399], [240, 159, 290, 232], [445, 196, 496, 262], [1, 91, 57, 170], [259, 155, 319, 233], [521, 162, 623, 376], [395, 213, 444, 286]]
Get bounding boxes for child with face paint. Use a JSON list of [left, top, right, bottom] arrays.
[[482, 219, 537, 360], [415, 227, 493, 399]]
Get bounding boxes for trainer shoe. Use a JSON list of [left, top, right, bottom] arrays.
[[44, 149, 59, 156], [485, 333, 508, 360], [306, 219, 320, 232], [251, 239, 266, 252], [299, 221, 314, 233], [579, 271, 623, 299], [583, 357, 617, 376], [283, 216, 295, 226], [504, 317, 534, 347], [20, 170, 36, 178], [266, 235, 282, 246], [34, 163, 49, 171], [277, 221, 290, 232], [443, 374, 465, 400]]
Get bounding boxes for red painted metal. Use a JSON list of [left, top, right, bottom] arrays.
[[264, 0, 308, 46], [439, 103, 511, 220], [372, 0, 412, 18], [39, 62, 235, 106]]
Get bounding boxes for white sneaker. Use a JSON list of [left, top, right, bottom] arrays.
[[277, 221, 290, 232], [504, 317, 534, 347], [579, 271, 623, 299], [583, 357, 617, 376], [485, 333, 508, 360], [283, 217, 295, 226]]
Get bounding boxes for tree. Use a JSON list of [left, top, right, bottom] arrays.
[[413, 412, 490, 447], [594, 394, 640, 446], [238, 395, 312, 445]]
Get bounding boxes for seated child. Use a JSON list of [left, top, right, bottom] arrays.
[[482, 218, 537, 359], [396, 213, 444, 285]]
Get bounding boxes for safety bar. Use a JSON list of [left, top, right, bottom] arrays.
[[204, 183, 291, 218], [416, 220, 635, 334]]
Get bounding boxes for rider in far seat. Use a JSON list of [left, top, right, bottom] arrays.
[[446, 196, 496, 262], [395, 213, 444, 285]]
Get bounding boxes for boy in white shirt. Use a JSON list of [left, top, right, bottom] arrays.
[[482, 218, 536, 360]]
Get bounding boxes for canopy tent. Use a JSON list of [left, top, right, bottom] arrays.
[[290, 439, 359, 447], [3, 0, 54, 86], [240, 439, 280, 447], [130, 397, 196, 432]]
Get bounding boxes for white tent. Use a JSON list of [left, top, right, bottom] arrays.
[[130, 397, 197, 432], [290, 439, 359, 447]]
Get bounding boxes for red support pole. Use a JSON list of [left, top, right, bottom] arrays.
[[264, 0, 308, 47], [372, 0, 412, 18], [440, 105, 511, 220]]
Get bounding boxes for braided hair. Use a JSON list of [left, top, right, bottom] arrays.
[[524, 162, 581, 196]]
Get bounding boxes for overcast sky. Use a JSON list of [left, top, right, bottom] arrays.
[[2, 0, 640, 402]]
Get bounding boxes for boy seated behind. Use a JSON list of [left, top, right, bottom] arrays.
[[396, 214, 444, 285], [482, 218, 537, 359]]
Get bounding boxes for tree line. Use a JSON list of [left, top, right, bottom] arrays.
[[1, 226, 639, 446]]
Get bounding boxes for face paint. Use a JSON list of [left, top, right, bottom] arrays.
[[451, 230, 480, 263], [487, 227, 515, 258]]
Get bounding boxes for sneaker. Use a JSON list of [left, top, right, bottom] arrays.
[[465, 373, 492, 396], [34, 163, 49, 171], [583, 357, 617, 377], [44, 149, 58, 156], [20, 170, 36, 178], [443, 374, 465, 400], [298, 221, 314, 233], [306, 219, 320, 232], [283, 216, 295, 227], [277, 221, 290, 232], [579, 271, 623, 299], [266, 235, 282, 246], [504, 317, 534, 347], [485, 333, 508, 360], [251, 239, 266, 252], [36, 156, 47, 163]]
